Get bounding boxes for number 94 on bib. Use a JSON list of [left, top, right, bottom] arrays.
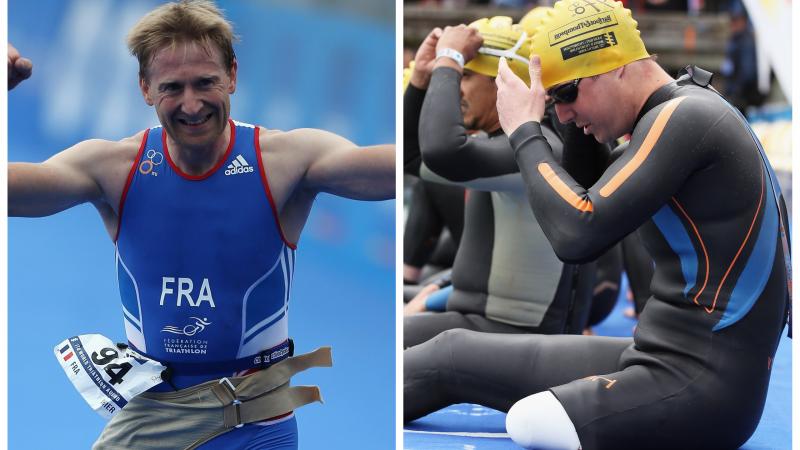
[[54, 334, 166, 420]]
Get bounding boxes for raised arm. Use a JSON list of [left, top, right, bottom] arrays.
[[9, 140, 108, 217], [9, 136, 140, 222], [9, 43, 135, 220], [419, 67, 525, 185], [419, 66, 610, 193], [404, 84, 427, 177], [506, 96, 719, 263], [290, 129, 395, 200], [415, 24, 523, 186], [417, 25, 607, 193], [493, 55, 708, 262], [404, 28, 441, 176]]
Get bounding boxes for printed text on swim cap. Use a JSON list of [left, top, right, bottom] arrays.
[[560, 32, 618, 60], [549, 12, 618, 45]]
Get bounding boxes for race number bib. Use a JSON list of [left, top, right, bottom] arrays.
[[54, 334, 166, 420]]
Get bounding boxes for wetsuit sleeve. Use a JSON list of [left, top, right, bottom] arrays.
[[509, 96, 720, 263], [418, 67, 524, 189], [404, 84, 427, 176]]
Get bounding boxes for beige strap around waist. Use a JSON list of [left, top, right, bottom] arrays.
[[212, 345, 332, 401], [93, 346, 333, 450], [208, 347, 333, 430]]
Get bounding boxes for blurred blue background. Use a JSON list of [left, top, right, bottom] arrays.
[[8, 0, 395, 448]]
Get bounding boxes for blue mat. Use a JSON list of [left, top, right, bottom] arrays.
[[404, 276, 793, 449]]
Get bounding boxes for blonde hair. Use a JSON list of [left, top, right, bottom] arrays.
[[127, 0, 238, 80]]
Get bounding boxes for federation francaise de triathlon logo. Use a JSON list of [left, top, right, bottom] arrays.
[[162, 317, 212, 336], [225, 154, 255, 175]]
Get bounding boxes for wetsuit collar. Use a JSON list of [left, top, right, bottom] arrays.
[[635, 81, 682, 125]]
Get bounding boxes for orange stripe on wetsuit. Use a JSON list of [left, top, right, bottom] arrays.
[[537, 163, 594, 212], [710, 165, 765, 313], [671, 197, 710, 308], [538, 96, 686, 212], [599, 97, 686, 197]]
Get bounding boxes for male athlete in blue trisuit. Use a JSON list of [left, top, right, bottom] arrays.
[[8, 1, 394, 449]]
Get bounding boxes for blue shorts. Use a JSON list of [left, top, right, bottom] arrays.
[[198, 415, 298, 450]]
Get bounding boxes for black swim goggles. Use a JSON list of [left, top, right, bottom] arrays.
[[547, 78, 582, 105]]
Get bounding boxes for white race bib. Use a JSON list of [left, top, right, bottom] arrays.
[[54, 334, 166, 420]]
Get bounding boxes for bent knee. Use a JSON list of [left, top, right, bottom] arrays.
[[430, 327, 482, 348], [405, 328, 466, 372]]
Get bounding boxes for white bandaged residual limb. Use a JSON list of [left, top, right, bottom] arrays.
[[506, 391, 582, 450]]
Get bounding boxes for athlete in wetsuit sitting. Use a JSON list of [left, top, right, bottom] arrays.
[[402, 15, 613, 349], [410, 1, 787, 448], [8, 1, 394, 449]]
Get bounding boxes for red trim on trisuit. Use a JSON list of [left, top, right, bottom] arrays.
[[163, 118, 236, 181], [254, 126, 297, 250], [115, 128, 150, 243]]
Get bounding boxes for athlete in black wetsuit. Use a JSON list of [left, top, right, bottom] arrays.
[[405, 8, 792, 439], [542, 65, 788, 449], [408, 66, 789, 450]]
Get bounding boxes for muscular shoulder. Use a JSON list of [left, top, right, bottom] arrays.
[[109, 131, 147, 172], [628, 89, 736, 171], [637, 90, 728, 136], [66, 131, 143, 165], [74, 131, 147, 205]]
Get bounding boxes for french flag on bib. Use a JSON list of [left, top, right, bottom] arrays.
[[59, 343, 74, 362]]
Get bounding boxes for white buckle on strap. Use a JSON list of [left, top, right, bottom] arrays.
[[219, 378, 244, 428], [219, 377, 236, 392], [231, 399, 244, 428]]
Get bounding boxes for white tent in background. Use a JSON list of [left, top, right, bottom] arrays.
[[740, 0, 792, 100]]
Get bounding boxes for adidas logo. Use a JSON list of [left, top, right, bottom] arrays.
[[225, 154, 255, 176]]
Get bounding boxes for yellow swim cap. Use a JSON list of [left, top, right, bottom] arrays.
[[403, 60, 415, 92], [519, 7, 552, 36], [530, 0, 650, 89], [465, 16, 532, 86]]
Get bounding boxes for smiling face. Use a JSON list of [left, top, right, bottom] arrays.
[[139, 40, 237, 153], [553, 70, 634, 144]]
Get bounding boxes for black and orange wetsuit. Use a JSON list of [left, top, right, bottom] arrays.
[[404, 70, 790, 450]]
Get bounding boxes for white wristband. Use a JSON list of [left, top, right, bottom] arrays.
[[435, 48, 465, 69]]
